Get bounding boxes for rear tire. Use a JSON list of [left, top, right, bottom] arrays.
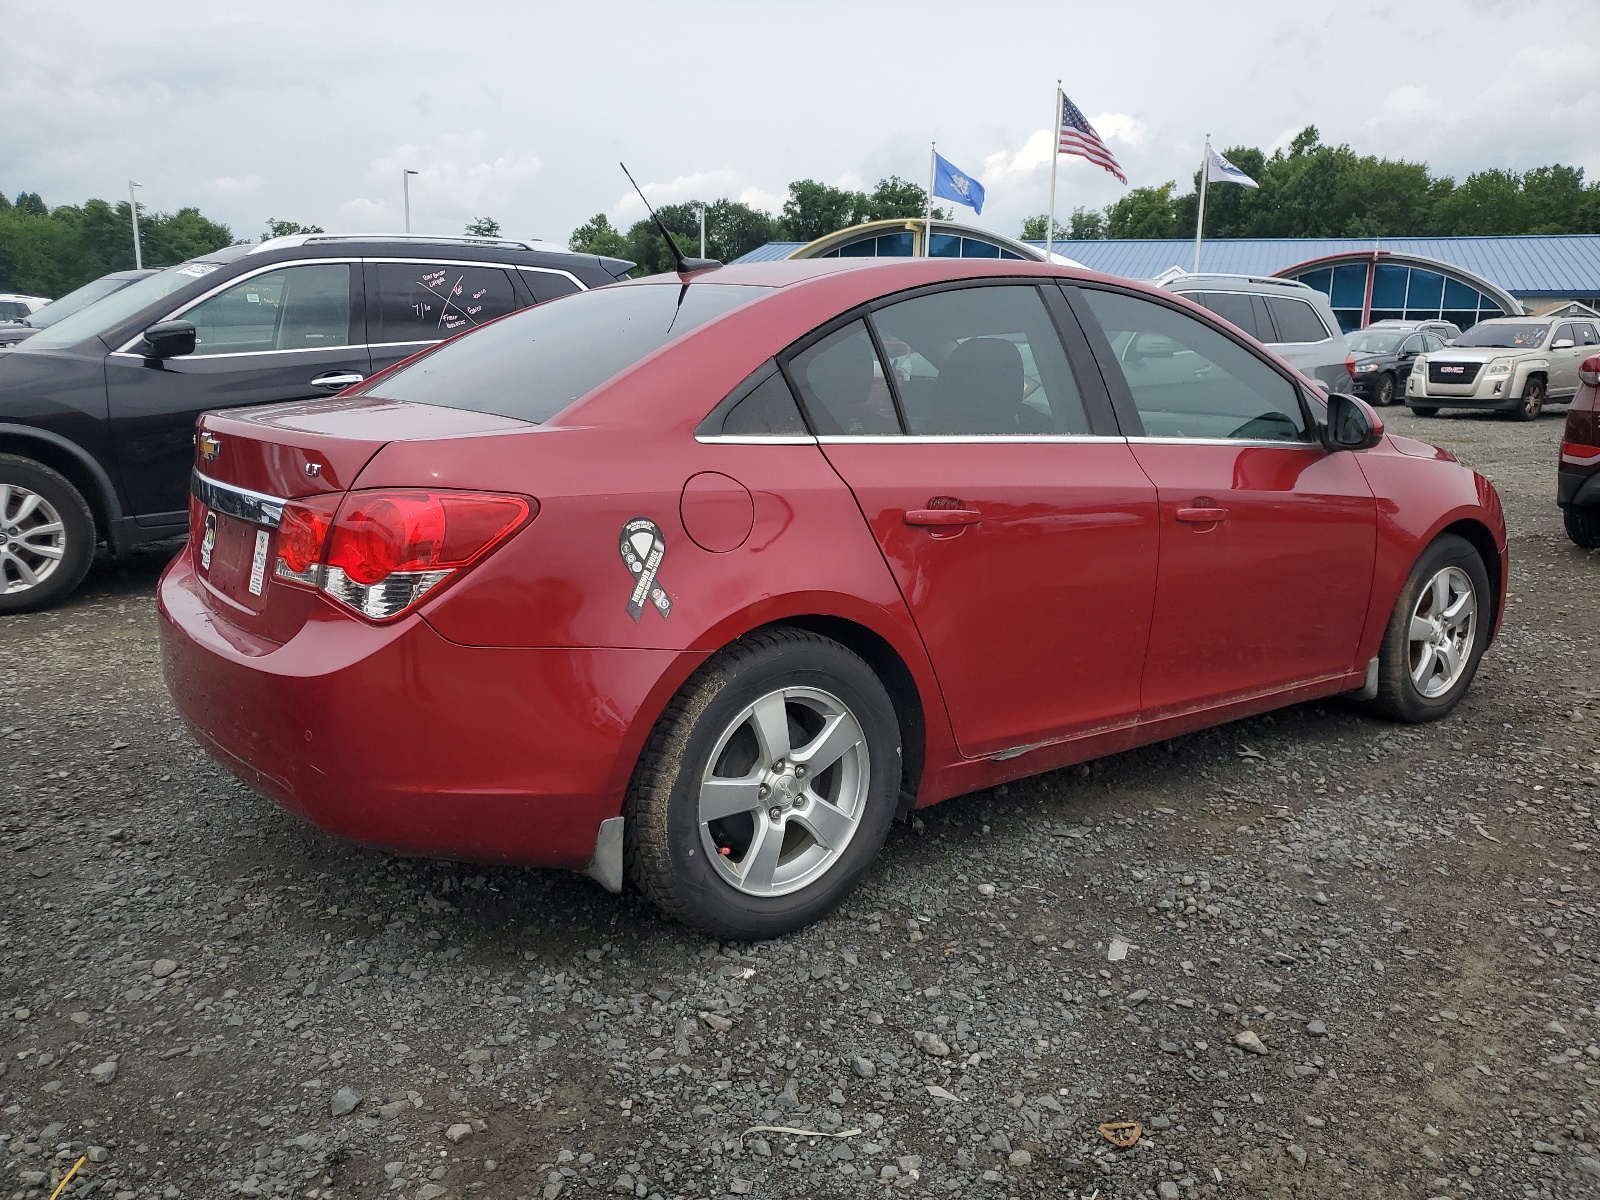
[[1508, 376, 1545, 421], [1366, 533, 1491, 723], [1410, 406, 1439, 417], [1564, 504, 1600, 550], [625, 627, 901, 939], [0, 454, 96, 615]]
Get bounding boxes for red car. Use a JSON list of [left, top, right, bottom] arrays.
[[159, 259, 1508, 938], [1559, 353, 1600, 548]]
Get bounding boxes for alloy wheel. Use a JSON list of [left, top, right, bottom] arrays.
[[697, 685, 870, 897], [1406, 566, 1477, 699], [0, 484, 67, 595], [1521, 379, 1545, 419]]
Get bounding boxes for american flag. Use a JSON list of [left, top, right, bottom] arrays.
[[1058, 92, 1127, 185]]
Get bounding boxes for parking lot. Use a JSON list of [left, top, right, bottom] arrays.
[[0, 406, 1596, 1199]]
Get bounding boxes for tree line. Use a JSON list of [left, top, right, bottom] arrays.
[[7, 126, 1600, 297], [1025, 126, 1600, 242], [568, 177, 945, 271]]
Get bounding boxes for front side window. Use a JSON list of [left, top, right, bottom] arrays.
[[184, 263, 352, 356], [1265, 296, 1330, 344], [1423, 333, 1446, 351], [1400, 335, 1423, 355], [1554, 323, 1576, 346], [1080, 287, 1308, 442], [785, 321, 899, 435], [870, 285, 1090, 435], [370, 262, 517, 344]]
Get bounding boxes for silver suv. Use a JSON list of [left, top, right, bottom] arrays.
[[1158, 273, 1350, 392], [1406, 315, 1598, 420]]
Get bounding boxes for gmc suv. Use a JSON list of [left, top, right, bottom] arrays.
[[1406, 315, 1597, 420], [0, 234, 632, 612]]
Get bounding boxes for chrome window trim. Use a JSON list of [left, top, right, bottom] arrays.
[[1123, 435, 1318, 449], [693, 435, 818, 445], [110, 343, 359, 363], [112, 257, 360, 355], [814, 434, 1127, 445], [191, 472, 288, 529]]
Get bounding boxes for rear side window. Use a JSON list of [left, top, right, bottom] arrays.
[[1080, 287, 1308, 442], [1189, 291, 1265, 342], [1579, 323, 1599, 346], [365, 283, 759, 423], [722, 372, 808, 435], [522, 270, 582, 304], [870, 285, 1091, 435], [370, 263, 517, 344], [787, 321, 900, 435], [1264, 296, 1330, 344]]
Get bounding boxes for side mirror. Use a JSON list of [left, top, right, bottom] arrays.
[[1552, 337, 1575, 349], [1324, 391, 1384, 452], [141, 319, 196, 359]]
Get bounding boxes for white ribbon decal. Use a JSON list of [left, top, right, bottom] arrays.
[[619, 517, 672, 622]]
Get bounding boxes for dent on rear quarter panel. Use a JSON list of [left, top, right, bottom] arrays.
[[1352, 443, 1509, 658]]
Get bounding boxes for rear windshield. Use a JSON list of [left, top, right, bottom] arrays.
[[364, 282, 762, 422]]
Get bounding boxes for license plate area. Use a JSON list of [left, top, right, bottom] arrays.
[[199, 509, 277, 612]]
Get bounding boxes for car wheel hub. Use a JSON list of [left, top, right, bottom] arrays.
[[0, 484, 66, 595], [697, 685, 869, 898], [1407, 566, 1476, 699]]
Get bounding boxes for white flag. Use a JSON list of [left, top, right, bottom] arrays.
[[1206, 150, 1258, 188]]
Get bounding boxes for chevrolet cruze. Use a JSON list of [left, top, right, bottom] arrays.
[[160, 258, 1507, 938]]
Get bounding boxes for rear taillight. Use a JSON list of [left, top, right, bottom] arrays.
[[1561, 441, 1600, 464], [274, 490, 532, 621], [1580, 354, 1600, 388], [1345, 353, 1356, 380]]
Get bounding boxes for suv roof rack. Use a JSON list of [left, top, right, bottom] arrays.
[[1161, 271, 1310, 290], [249, 232, 571, 255]]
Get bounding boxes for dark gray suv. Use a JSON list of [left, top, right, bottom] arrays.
[[0, 233, 632, 612]]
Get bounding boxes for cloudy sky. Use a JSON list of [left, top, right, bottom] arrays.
[[3, 0, 1597, 248]]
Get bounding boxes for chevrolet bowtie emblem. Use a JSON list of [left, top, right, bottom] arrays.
[[198, 433, 221, 462]]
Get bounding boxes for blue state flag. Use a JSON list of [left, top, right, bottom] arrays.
[[932, 153, 986, 215]]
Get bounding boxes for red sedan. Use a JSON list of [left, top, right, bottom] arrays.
[[159, 259, 1507, 938]]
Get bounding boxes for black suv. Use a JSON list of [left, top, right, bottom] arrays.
[[0, 234, 632, 612], [1344, 322, 1452, 406]]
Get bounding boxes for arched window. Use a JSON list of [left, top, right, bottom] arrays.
[[1286, 261, 1506, 331]]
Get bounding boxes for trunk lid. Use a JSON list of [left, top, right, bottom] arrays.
[[189, 396, 532, 643]]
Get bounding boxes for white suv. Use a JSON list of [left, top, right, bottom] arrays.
[[1158, 273, 1351, 393], [1406, 316, 1597, 421]]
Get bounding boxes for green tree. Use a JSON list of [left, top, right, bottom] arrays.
[[703, 199, 783, 263], [568, 213, 631, 258], [465, 216, 502, 238], [262, 218, 324, 241], [1020, 209, 1106, 241], [863, 175, 942, 222], [1105, 183, 1183, 238], [781, 180, 867, 243]]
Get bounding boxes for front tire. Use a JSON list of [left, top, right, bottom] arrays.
[[625, 628, 901, 939], [1410, 405, 1439, 418], [0, 454, 96, 615], [1367, 534, 1491, 723], [1374, 373, 1396, 406], [1564, 504, 1600, 550], [1509, 376, 1545, 421]]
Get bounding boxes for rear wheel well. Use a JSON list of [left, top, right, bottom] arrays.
[[757, 616, 925, 814], [0, 434, 111, 543], [1440, 518, 1501, 632]]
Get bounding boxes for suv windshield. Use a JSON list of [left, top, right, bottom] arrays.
[[1455, 322, 1549, 349], [365, 282, 762, 423], [28, 276, 136, 329], [1345, 331, 1402, 354], [21, 262, 224, 350]]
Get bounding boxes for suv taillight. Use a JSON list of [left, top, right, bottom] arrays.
[[1579, 354, 1600, 388], [274, 490, 533, 620], [1345, 353, 1356, 379]]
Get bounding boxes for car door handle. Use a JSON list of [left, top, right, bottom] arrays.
[[904, 508, 982, 527], [310, 371, 365, 390], [1176, 506, 1229, 524]]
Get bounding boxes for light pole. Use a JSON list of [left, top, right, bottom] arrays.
[[698, 204, 706, 259], [403, 169, 419, 233], [127, 181, 143, 270]]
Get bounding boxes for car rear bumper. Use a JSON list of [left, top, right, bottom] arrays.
[[1559, 465, 1600, 507], [158, 550, 682, 870]]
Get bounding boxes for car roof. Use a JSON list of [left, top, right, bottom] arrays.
[[1161, 273, 1320, 296], [241, 233, 633, 278]]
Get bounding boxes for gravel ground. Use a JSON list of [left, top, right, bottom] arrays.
[[3, 405, 1599, 1200]]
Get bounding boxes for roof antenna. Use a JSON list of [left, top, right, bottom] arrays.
[[620, 162, 720, 275]]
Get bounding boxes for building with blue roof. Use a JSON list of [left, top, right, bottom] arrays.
[[731, 229, 1600, 331]]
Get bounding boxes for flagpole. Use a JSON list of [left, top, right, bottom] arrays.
[[1046, 81, 1061, 260], [925, 143, 936, 257], [1192, 136, 1210, 274]]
